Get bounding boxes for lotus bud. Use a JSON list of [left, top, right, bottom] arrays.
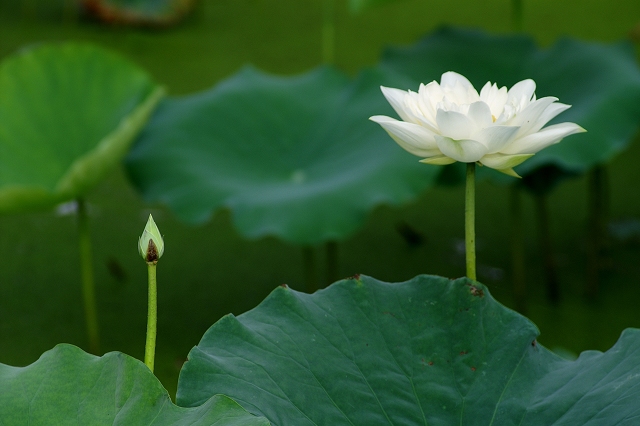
[[139, 214, 164, 264]]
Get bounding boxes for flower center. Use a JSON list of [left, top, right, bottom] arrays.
[[491, 115, 497, 123]]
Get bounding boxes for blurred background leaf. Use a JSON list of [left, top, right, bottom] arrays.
[[0, 42, 163, 213], [379, 27, 640, 183], [126, 65, 438, 245]]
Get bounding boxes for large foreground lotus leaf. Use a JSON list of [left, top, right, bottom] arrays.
[[126, 66, 437, 245], [0, 344, 269, 425], [0, 42, 164, 213], [177, 275, 640, 425], [380, 27, 640, 181]]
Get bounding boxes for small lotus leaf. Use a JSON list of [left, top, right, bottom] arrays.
[[380, 27, 640, 183], [126, 66, 438, 245], [0, 42, 163, 213], [0, 344, 269, 425], [177, 274, 640, 425]]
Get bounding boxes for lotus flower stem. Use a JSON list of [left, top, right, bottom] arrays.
[[370, 71, 583, 281], [145, 263, 157, 372], [77, 198, 100, 354], [510, 186, 527, 313], [322, 0, 335, 64], [465, 163, 477, 280]]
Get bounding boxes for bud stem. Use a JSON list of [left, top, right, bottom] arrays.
[[465, 163, 477, 280], [144, 262, 157, 372]]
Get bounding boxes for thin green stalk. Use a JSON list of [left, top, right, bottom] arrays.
[[325, 240, 339, 285], [534, 193, 560, 303], [77, 198, 100, 354], [511, 0, 523, 31], [510, 185, 527, 313], [465, 163, 476, 280], [303, 246, 318, 293], [145, 263, 157, 372], [586, 165, 609, 300], [322, 0, 335, 64], [63, 0, 78, 24], [21, 0, 35, 20]]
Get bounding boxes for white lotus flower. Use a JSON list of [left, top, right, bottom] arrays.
[[370, 71, 585, 177]]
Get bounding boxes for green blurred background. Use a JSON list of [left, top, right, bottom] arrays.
[[0, 0, 639, 398]]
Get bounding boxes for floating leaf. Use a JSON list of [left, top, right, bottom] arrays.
[[0, 42, 164, 213], [380, 27, 640, 183], [518, 37, 640, 175], [0, 344, 269, 425], [82, 0, 195, 26], [381, 27, 537, 87], [126, 66, 438, 245], [177, 274, 640, 425]]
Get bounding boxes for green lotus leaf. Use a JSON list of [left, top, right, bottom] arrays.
[[379, 27, 640, 182], [0, 344, 269, 425], [126, 66, 438, 245], [0, 42, 164, 213], [177, 274, 640, 425], [516, 37, 640, 175]]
